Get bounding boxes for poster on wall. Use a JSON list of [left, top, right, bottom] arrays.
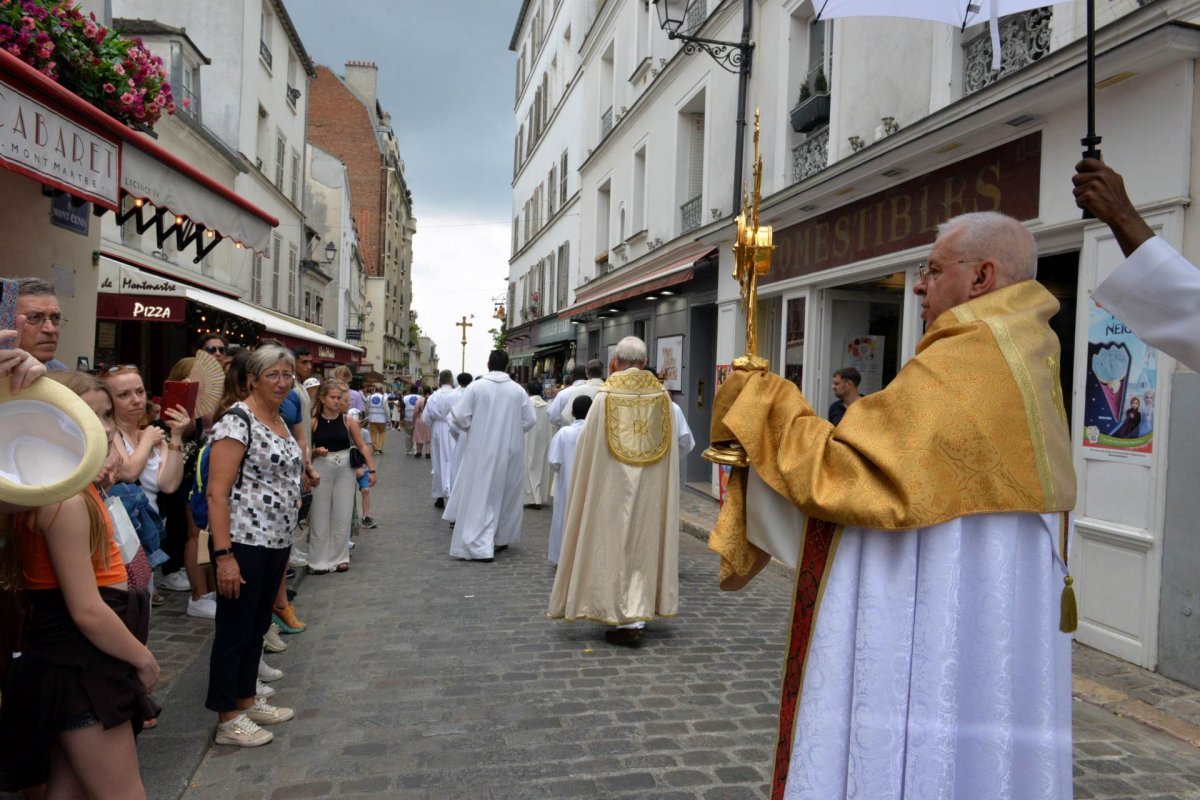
[[1083, 300, 1156, 464], [715, 364, 732, 387], [656, 335, 684, 392], [844, 335, 884, 395]]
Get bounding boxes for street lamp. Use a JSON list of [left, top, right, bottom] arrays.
[[653, 0, 754, 214], [324, 241, 336, 264]]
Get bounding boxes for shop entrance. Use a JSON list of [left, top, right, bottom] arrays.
[[1038, 250, 1079, 425], [819, 272, 905, 418]]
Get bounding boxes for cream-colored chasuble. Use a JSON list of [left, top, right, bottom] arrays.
[[547, 369, 682, 625]]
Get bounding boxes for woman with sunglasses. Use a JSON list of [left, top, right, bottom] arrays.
[[205, 345, 303, 746]]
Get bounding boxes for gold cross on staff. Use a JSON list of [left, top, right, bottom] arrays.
[[457, 315, 474, 373]]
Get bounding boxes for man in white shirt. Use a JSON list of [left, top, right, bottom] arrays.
[[365, 386, 389, 454], [444, 351, 537, 561], [547, 364, 586, 427], [549, 359, 605, 427], [1074, 158, 1200, 371]]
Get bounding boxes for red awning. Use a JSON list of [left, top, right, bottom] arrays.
[[0, 49, 277, 251], [558, 248, 713, 319]]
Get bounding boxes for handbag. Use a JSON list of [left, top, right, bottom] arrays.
[[196, 528, 211, 566], [104, 493, 142, 564], [342, 414, 368, 469]]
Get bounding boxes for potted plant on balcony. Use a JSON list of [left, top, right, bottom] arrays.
[[790, 67, 830, 134]]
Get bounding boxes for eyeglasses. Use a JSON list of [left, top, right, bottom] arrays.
[[105, 365, 140, 374], [916, 259, 984, 280], [23, 312, 66, 328], [204, 345, 227, 355], [261, 371, 295, 383]]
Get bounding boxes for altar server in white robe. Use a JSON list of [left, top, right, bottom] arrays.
[[549, 360, 605, 427], [1074, 158, 1200, 371], [548, 337, 694, 646], [523, 381, 553, 507], [422, 370, 458, 509], [709, 212, 1076, 800], [546, 394, 592, 565], [547, 364, 586, 427], [444, 351, 536, 561]]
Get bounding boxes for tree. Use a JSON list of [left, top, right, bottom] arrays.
[[489, 323, 507, 350]]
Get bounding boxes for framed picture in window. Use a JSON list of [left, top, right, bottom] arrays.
[[655, 335, 684, 392]]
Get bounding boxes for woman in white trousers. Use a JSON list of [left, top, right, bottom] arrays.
[[307, 381, 375, 573]]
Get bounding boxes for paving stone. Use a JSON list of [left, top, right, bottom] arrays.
[[148, 455, 1200, 800]]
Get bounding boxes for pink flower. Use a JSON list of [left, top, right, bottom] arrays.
[[113, 63, 124, 75], [82, 20, 96, 38], [120, 91, 134, 105], [102, 82, 115, 93], [21, 16, 35, 30]]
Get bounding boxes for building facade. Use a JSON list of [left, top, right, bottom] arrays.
[[305, 144, 368, 348], [308, 61, 417, 381], [516, 0, 1200, 685]]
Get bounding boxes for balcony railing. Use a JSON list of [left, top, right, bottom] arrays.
[[683, 0, 707, 34], [792, 126, 830, 184], [600, 106, 613, 139], [680, 194, 703, 234], [259, 40, 273, 69], [178, 85, 199, 120], [963, 8, 1052, 95], [286, 84, 299, 109]]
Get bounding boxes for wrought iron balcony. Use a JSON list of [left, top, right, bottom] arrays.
[[259, 40, 273, 69], [178, 85, 200, 120], [681, 194, 703, 234], [792, 126, 830, 184], [600, 106, 613, 139], [286, 84, 300, 108], [963, 8, 1052, 95]]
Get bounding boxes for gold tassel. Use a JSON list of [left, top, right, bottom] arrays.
[[1059, 575, 1078, 634]]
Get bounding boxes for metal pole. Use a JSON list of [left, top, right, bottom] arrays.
[[1081, 0, 1100, 219], [731, 0, 753, 214]]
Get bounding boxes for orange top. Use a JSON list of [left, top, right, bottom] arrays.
[[17, 485, 128, 590]]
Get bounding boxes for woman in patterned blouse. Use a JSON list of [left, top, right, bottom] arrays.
[[204, 345, 303, 748]]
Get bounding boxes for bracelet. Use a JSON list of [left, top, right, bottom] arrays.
[[212, 547, 234, 558], [167, 442, 183, 451]]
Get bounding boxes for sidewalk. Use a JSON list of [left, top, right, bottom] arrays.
[[679, 485, 1200, 752]]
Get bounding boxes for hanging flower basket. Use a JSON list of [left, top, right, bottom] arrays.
[[0, 0, 176, 129]]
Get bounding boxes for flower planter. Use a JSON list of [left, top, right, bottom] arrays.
[[790, 93, 830, 134]]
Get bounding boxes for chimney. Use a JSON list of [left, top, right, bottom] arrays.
[[343, 60, 378, 107]]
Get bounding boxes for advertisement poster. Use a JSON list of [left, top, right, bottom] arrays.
[[656, 335, 684, 392], [1083, 300, 1156, 464], [845, 335, 884, 395], [715, 364, 732, 387]]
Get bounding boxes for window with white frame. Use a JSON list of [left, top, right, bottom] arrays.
[[556, 241, 569, 309], [290, 149, 301, 205]]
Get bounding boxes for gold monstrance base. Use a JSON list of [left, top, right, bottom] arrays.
[[702, 356, 768, 467]]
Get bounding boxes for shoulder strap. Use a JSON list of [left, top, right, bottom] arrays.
[[217, 407, 254, 489]]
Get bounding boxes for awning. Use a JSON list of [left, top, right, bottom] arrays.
[[558, 248, 714, 319], [0, 49, 277, 253], [97, 259, 362, 363]]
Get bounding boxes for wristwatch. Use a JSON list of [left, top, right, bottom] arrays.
[[212, 547, 235, 558]]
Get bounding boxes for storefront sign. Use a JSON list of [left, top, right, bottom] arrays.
[[0, 78, 119, 207], [1082, 300, 1156, 464], [98, 258, 185, 297], [537, 317, 575, 344], [318, 346, 336, 359], [96, 293, 186, 322], [765, 132, 1042, 284], [49, 192, 90, 234]]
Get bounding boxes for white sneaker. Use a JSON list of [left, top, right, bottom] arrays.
[[186, 592, 217, 619], [245, 698, 294, 725], [160, 571, 190, 592], [263, 623, 288, 653], [256, 680, 276, 699], [214, 713, 273, 747], [348, 540, 357, 550], [288, 550, 308, 568], [258, 658, 283, 683]]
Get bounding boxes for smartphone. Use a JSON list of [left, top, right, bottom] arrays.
[[162, 380, 199, 418], [0, 279, 17, 347]]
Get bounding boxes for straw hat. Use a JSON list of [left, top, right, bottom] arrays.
[[0, 376, 108, 507]]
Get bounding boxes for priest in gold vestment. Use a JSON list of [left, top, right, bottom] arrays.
[[712, 213, 1077, 800], [548, 336, 694, 645]]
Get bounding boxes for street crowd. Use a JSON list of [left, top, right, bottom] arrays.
[[0, 160, 1198, 799]]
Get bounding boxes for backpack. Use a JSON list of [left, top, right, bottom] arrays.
[[189, 407, 253, 531]]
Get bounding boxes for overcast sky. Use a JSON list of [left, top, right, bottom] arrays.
[[288, 0, 522, 376]]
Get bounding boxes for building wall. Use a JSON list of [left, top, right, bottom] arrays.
[[1, 170, 100, 368], [1160, 372, 1200, 688], [305, 144, 361, 341]]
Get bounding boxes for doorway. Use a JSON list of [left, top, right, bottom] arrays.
[[820, 272, 905, 417]]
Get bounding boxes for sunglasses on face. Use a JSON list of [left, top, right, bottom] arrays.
[[204, 345, 228, 355]]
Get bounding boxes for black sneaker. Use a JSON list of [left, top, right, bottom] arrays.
[[434, 498, 445, 509], [361, 517, 379, 529]]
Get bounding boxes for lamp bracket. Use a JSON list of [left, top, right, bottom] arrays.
[[668, 32, 752, 74]]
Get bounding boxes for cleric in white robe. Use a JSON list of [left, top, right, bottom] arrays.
[[549, 359, 605, 427], [422, 370, 458, 509], [710, 213, 1076, 800], [548, 337, 694, 646], [523, 381, 553, 507], [1075, 158, 1200, 371], [444, 351, 536, 561], [546, 394, 592, 565]]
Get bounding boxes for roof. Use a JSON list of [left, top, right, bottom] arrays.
[[270, 0, 317, 78], [112, 18, 212, 64], [509, 0, 534, 51]]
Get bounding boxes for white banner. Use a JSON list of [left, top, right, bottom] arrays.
[[0, 77, 119, 206]]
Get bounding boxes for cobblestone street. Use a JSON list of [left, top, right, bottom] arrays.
[[133, 448, 1200, 799]]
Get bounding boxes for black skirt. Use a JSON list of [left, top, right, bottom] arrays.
[[0, 585, 157, 792]]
